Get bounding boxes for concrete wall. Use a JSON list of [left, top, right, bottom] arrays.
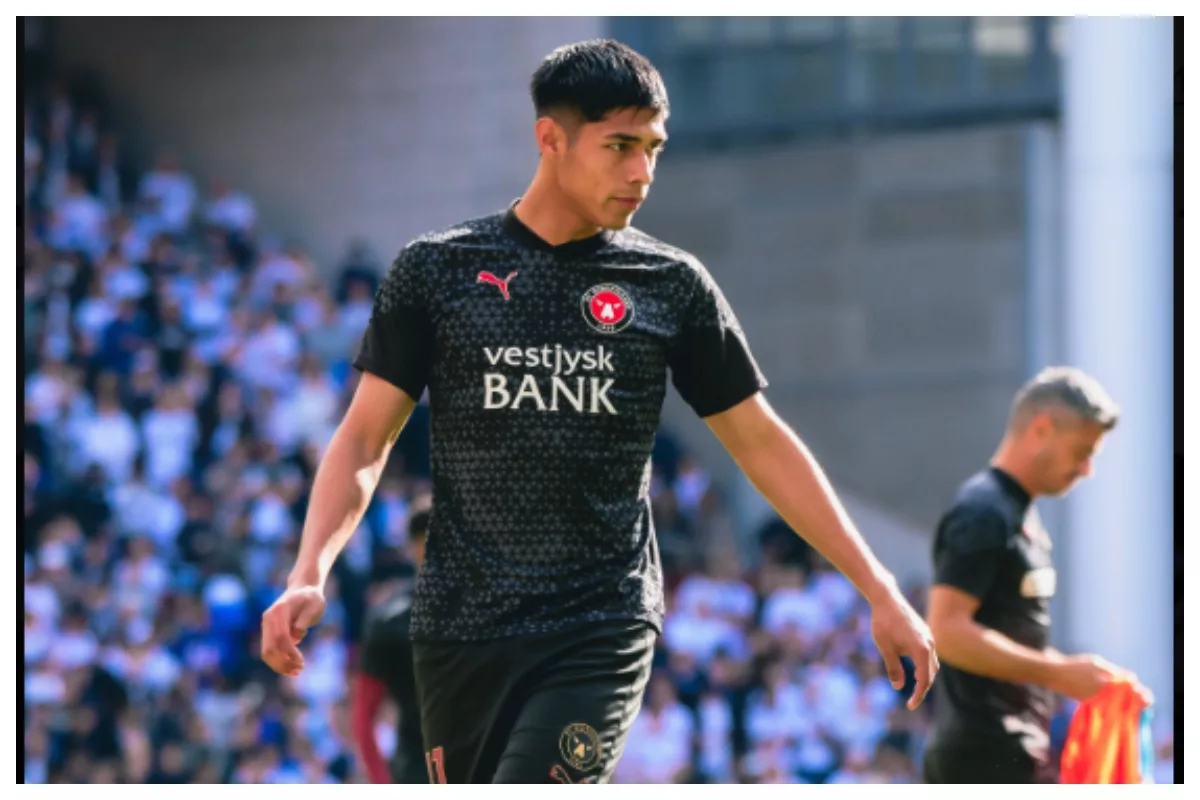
[[53, 17, 604, 269], [642, 125, 1032, 530]]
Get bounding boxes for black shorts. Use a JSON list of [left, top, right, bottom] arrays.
[[923, 744, 1058, 784], [391, 754, 430, 784], [412, 619, 656, 784]]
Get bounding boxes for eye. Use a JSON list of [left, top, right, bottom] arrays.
[[607, 143, 628, 152]]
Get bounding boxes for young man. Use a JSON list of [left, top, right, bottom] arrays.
[[350, 501, 429, 784], [924, 367, 1150, 784], [261, 39, 935, 784]]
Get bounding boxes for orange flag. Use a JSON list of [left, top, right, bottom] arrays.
[[1060, 681, 1151, 784]]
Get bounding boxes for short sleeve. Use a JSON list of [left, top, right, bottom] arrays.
[[668, 262, 767, 418], [933, 507, 1010, 601], [353, 244, 435, 400]]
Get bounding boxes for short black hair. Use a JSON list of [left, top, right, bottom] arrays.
[[530, 39, 669, 123]]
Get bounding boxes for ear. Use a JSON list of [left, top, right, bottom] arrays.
[[1028, 410, 1055, 441], [534, 116, 567, 158]]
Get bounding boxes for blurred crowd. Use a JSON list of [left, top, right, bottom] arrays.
[[24, 78, 415, 784], [23, 78, 1169, 785]]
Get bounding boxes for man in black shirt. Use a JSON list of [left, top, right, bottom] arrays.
[[924, 366, 1150, 783], [351, 501, 429, 783], [261, 38, 936, 783]]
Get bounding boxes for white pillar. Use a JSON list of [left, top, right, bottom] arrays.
[[1061, 17, 1173, 721], [1023, 122, 1073, 649]]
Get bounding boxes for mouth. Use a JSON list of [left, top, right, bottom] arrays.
[[612, 197, 643, 210]]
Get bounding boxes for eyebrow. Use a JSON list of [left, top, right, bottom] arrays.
[[605, 132, 667, 148]]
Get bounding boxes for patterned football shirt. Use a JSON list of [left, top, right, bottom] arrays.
[[354, 205, 766, 641]]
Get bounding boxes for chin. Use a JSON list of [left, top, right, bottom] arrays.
[[601, 211, 637, 231], [1047, 480, 1077, 497]]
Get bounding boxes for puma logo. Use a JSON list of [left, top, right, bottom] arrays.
[[477, 270, 518, 301]]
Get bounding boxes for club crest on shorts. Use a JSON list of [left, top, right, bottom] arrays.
[[559, 722, 602, 771], [581, 283, 633, 334]]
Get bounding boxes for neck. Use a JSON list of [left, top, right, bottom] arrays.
[[514, 167, 602, 246], [990, 437, 1038, 497]]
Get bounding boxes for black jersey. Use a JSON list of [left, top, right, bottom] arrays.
[[354, 206, 766, 641], [358, 591, 424, 778], [928, 467, 1057, 761]]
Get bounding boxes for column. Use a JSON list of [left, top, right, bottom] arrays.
[[1061, 17, 1173, 718]]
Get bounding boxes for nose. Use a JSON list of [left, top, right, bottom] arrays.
[[627, 152, 654, 187]]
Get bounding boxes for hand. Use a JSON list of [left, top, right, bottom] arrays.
[[260, 584, 327, 677], [869, 586, 939, 710], [1050, 654, 1148, 703]]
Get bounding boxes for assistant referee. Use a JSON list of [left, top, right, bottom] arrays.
[[924, 367, 1150, 783]]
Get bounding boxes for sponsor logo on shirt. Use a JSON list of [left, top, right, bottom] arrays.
[[482, 344, 617, 414], [1019, 567, 1057, 599]]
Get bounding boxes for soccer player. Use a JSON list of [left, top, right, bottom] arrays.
[[350, 501, 429, 783], [923, 367, 1150, 784], [261, 39, 935, 784]]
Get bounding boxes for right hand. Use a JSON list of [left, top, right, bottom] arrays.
[[1049, 653, 1125, 701], [260, 584, 327, 677]]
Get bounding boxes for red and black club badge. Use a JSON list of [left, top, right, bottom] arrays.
[[581, 283, 634, 334]]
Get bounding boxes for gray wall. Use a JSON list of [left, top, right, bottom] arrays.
[[53, 17, 603, 269], [641, 125, 1032, 529]]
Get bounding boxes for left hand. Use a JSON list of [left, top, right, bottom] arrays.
[[869, 585, 940, 710], [260, 584, 327, 677]]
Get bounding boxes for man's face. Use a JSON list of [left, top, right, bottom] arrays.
[[552, 107, 667, 231], [1030, 412, 1108, 496]]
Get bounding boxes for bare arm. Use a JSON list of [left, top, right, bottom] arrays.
[[926, 584, 1063, 685], [289, 372, 417, 589], [705, 393, 894, 602], [923, 586, 1138, 705], [263, 243, 432, 678], [705, 393, 937, 708]]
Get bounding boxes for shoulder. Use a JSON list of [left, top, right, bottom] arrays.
[[938, 473, 1017, 552], [616, 228, 734, 316], [394, 212, 507, 266], [615, 227, 707, 276], [379, 213, 507, 300], [956, 470, 1026, 522]]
